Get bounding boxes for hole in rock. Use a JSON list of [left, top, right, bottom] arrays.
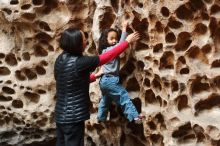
[[180, 68, 190, 74], [5, 116, 11, 123], [195, 93, 220, 113], [48, 45, 54, 51], [2, 8, 12, 15], [40, 60, 48, 66], [0, 131, 17, 140], [145, 89, 156, 104], [175, 32, 192, 51], [193, 124, 205, 142], [175, 95, 188, 111], [10, 0, 18, 5], [24, 68, 37, 80], [153, 43, 163, 53], [213, 76, 220, 89], [21, 13, 36, 21], [99, 7, 115, 30], [201, 44, 212, 54], [132, 98, 142, 113], [171, 80, 179, 92], [0, 119, 5, 126], [138, 2, 143, 8], [155, 21, 164, 33], [87, 136, 96, 146], [32, 0, 44, 5], [0, 67, 10, 76], [165, 32, 176, 43], [135, 42, 149, 51], [36, 117, 48, 127], [35, 32, 52, 41], [132, 17, 148, 39], [34, 45, 48, 57], [209, 17, 217, 37], [155, 113, 165, 125], [148, 121, 156, 130], [186, 46, 208, 63], [37, 89, 46, 94], [26, 86, 32, 90], [39, 21, 51, 31], [150, 134, 164, 144], [172, 122, 192, 138], [168, 17, 183, 29], [5, 80, 11, 84], [35, 65, 46, 75], [210, 4, 220, 15], [191, 76, 210, 95], [15, 70, 26, 81], [12, 99, 23, 108], [137, 61, 145, 70], [31, 112, 38, 119], [201, 11, 209, 20], [0, 106, 5, 109], [0, 95, 12, 101], [193, 23, 208, 35], [13, 117, 22, 125], [126, 77, 140, 91], [0, 53, 5, 58], [5, 53, 17, 66], [159, 51, 174, 69], [175, 5, 193, 20], [152, 75, 162, 91], [2, 86, 15, 94], [110, 0, 119, 12], [161, 7, 170, 17], [24, 92, 40, 103], [189, 0, 205, 11], [211, 60, 220, 68], [22, 52, 30, 61], [177, 56, 186, 64], [144, 78, 150, 87], [157, 95, 163, 106], [21, 4, 31, 10]]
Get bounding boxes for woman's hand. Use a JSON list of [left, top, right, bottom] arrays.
[[125, 32, 140, 43]]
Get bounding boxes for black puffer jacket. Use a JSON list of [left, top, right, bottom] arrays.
[[54, 52, 91, 123]]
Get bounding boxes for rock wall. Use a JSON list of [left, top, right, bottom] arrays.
[[0, 0, 220, 145]]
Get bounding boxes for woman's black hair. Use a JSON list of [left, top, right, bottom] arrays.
[[59, 28, 83, 56], [98, 28, 120, 54]]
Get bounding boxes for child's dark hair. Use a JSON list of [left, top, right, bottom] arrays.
[[59, 28, 83, 56], [98, 28, 120, 54]]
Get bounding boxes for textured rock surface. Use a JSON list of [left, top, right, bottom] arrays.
[[0, 0, 220, 145]]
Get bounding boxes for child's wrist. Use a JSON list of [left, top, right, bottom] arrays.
[[122, 28, 126, 32]]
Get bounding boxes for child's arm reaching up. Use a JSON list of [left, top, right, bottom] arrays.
[[98, 31, 139, 66], [119, 21, 129, 43]]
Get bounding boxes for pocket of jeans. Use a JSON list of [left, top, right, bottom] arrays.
[[105, 76, 118, 85]]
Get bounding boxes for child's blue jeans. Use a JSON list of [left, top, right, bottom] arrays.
[[97, 75, 139, 122]]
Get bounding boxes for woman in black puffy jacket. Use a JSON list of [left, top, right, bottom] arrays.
[[54, 28, 139, 146]]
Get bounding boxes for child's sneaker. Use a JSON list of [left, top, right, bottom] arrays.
[[134, 115, 145, 124]]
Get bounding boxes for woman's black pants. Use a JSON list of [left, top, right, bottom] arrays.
[[56, 121, 85, 146]]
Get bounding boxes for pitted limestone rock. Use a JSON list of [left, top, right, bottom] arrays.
[[0, 0, 220, 145]]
